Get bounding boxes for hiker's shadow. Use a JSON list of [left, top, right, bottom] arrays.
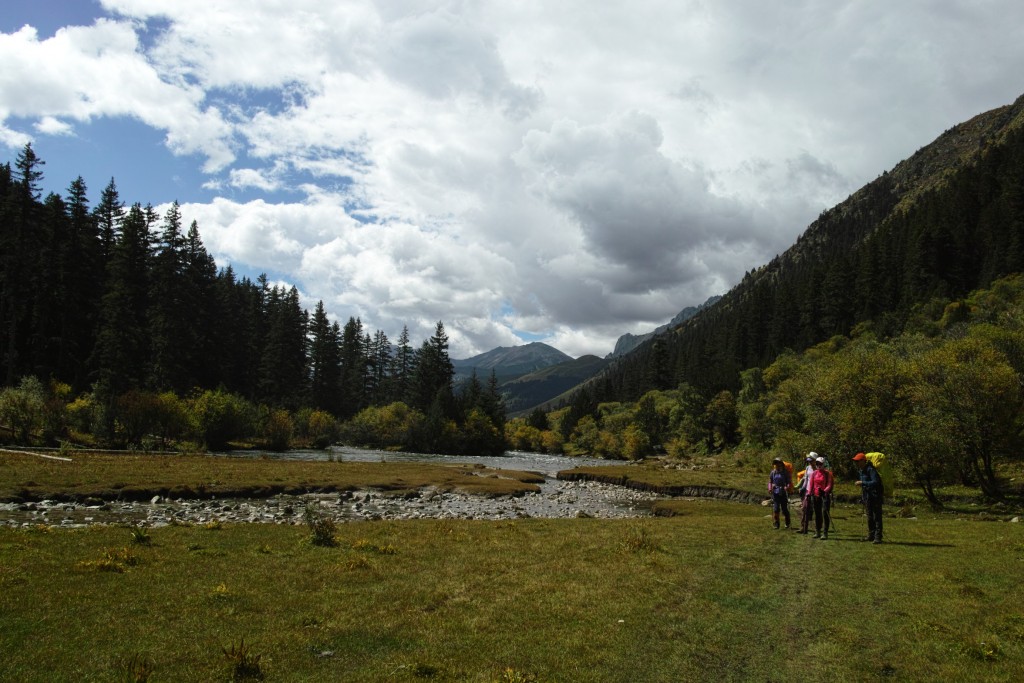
[[830, 538, 955, 548]]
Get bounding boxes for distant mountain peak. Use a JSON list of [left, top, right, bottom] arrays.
[[608, 295, 722, 358], [452, 341, 572, 379]]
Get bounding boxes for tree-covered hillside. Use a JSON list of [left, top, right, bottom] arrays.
[[500, 94, 1024, 503], [507, 274, 1024, 505], [588, 94, 1024, 403]]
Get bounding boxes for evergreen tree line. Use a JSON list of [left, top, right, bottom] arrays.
[[584, 104, 1024, 407], [0, 145, 505, 453]]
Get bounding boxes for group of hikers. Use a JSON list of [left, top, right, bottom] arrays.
[[768, 451, 885, 544]]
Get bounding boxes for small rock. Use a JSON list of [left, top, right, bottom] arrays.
[[1011, 517, 1020, 523], [151, 495, 162, 505]]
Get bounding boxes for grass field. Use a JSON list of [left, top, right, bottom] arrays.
[[1, 449, 1022, 681], [2, 500, 1022, 682], [0, 450, 544, 502]]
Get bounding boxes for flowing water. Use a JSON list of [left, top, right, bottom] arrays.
[[218, 446, 616, 477]]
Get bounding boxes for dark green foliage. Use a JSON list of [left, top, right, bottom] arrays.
[[308, 301, 342, 414], [92, 203, 153, 396], [1, 145, 44, 385], [338, 316, 366, 418], [410, 321, 455, 416], [257, 285, 308, 410]]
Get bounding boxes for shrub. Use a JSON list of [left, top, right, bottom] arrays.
[[260, 408, 293, 452], [303, 501, 337, 547], [458, 408, 504, 455], [306, 409, 339, 449], [621, 423, 653, 460], [0, 376, 46, 444], [128, 525, 151, 546], [65, 393, 97, 436], [187, 389, 254, 450], [342, 402, 424, 449], [115, 390, 163, 448]]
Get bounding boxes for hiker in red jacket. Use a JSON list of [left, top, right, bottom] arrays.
[[808, 456, 833, 539], [767, 457, 792, 529]]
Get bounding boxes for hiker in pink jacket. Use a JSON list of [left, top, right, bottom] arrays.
[[807, 456, 833, 540]]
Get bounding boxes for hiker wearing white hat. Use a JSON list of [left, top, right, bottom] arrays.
[[808, 456, 834, 539], [796, 453, 815, 534]]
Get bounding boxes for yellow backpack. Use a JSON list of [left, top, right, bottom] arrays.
[[864, 452, 894, 499]]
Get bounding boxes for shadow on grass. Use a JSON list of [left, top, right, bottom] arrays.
[[874, 540, 955, 548], [818, 537, 956, 548]]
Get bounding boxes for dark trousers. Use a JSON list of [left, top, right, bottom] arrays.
[[800, 494, 813, 532], [812, 495, 831, 534], [865, 496, 883, 540], [771, 491, 790, 526]]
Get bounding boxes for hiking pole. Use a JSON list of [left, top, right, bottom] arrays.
[[829, 494, 838, 534]]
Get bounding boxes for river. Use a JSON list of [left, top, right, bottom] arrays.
[[218, 446, 617, 478], [1, 448, 661, 527]]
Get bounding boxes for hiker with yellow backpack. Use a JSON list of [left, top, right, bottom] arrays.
[[853, 452, 887, 544], [768, 457, 793, 529]]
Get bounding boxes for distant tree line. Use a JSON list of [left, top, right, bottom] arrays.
[[0, 144, 504, 453]]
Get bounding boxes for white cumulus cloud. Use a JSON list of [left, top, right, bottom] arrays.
[[3, 0, 1024, 357]]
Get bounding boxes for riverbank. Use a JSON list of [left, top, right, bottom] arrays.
[[0, 478, 664, 528]]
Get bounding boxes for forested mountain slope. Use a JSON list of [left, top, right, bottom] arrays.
[[581, 93, 1024, 404], [501, 354, 611, 416]]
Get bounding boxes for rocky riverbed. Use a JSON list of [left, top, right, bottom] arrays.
[[0, 478, 665, 528]]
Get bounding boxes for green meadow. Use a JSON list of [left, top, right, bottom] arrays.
[[2, 500, 1022, 682]]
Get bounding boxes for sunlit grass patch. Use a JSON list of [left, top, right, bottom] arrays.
[[497, 667, 539, 682], [78, 545, 140, 572], [621, 522, 660, 553], [352, 538, 398, 554], [340, 555, 375, 572]]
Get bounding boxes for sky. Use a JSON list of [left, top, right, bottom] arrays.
[[2, 1, 1023, 359]]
